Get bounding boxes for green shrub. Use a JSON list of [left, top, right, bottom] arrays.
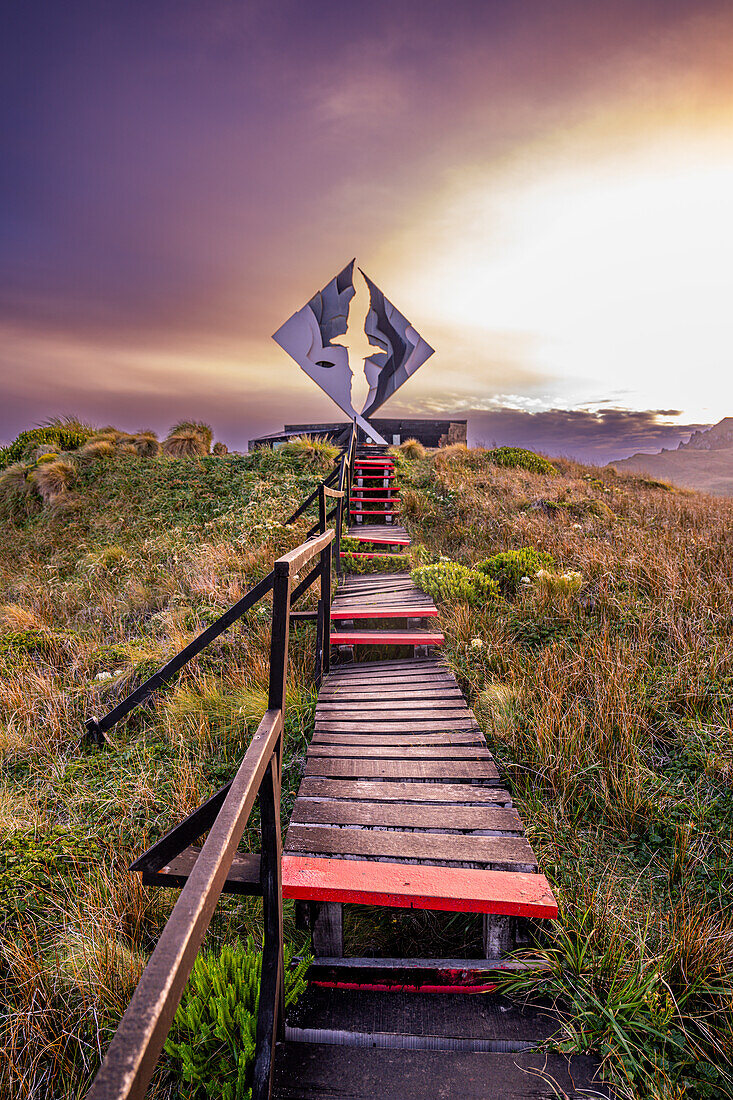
[[475, 547, 556, 596], [0, 424, 93, 468], [164, 938, 309, 1099], [486, 447, 556, 474], [411, 562, 501, 606], [0, 629, 57, 657]]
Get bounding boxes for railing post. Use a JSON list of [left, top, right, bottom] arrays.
[[317, 482, 326, 535], [314, 597, 324, 688], [320, 531, 332, 679], [252, 756, 284, 1100], [268, 563, 291, 722]]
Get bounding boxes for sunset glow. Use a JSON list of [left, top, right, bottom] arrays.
[[2, 0, 733, 458]]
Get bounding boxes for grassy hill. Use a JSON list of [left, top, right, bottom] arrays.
[[1, 429, 732, 1098]]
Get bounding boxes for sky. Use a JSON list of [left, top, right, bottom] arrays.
[[2, 0, 732, 462]]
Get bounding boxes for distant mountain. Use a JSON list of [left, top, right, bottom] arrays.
[[610, 418, 733, 495]]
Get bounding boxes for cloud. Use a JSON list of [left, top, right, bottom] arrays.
[[461, 406, 709, 464]]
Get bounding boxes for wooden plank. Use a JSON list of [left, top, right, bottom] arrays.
[[273, 1044, 606, 1099], [142, 848, 261, 894], [304, 758, 500, 780], [315, 707, 474, 721], [311, 732, 482, 746], [331, 607, 438, 619], [314, 719, 480, 732], [306, 745, 491, 760], [299, 779, 511, 804], [282, 857, 554, 915], [317, 688, 465, 701], [326, 659, 447, 672], [285, 826, 537, 870], [325, 668, 451, 680], [290, 801, 523, 833], [315, 703, 472, 716], [327, 657, 445, 669]]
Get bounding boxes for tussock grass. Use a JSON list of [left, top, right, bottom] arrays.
[[394, 446, 733, 1097], [0, 433, 328, 1096], [3, 431, 733, 1097]]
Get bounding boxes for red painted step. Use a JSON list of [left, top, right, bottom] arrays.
[[340, 552, 408, 559], [331, 607, 439, 619], [350, 498, 400, 504], [330, 629, 444, 645], [282, 855, 558, 917], [350, 509, 401, 515]]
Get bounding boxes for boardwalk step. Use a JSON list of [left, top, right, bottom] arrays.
[[282, 856, 554, 914], [330, 630, 444, 645], [285, 987, 560, 1052], [331, 607, 438, 619], [273, 1043, 611, 1098], [339, 552, 409, 560]]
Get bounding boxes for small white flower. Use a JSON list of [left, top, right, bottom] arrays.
[[470, 637, 484, 650], [572, 523, 582, 529], [519, 575, 532, 585], [95, 671, 113, 681]]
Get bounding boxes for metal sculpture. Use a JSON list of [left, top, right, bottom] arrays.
[[273, 261, 434, 443]]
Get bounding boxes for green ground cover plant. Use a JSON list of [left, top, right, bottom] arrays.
[[485, 446, 556, 473], [411, 561, 500, 605], [165, 939, 310, 1099], [475, 547, 556, 596]]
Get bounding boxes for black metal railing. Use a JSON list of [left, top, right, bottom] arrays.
[[85, 528, 334, 1100], [285, 420, 357, 575]]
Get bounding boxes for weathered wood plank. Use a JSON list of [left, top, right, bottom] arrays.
[[290, 801, 523, 833], [314, 719, 481, 732], [306, 745, 492, 760], [315, 705, 474, 719], [311, 732, 483, 746], [304, 758, 500, 781], [299, 779, 512, 804], [285, 825, 537, 871], [273, 1044, 607, 1099], [317, 687, 465, 701]]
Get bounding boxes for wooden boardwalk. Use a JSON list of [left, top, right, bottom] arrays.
[[275, 447, 608, 1097], [282, 589, 556, 954]]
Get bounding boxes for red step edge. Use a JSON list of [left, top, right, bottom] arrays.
[[310, 980, 497, 994], [282, 855, 558, 917], [340, 552, 408, 559], [350, 510, 402, 516], [330, 630, 444, 644], [331, 607, 439, 619]]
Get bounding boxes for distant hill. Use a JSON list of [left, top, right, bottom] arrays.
[[610, 417, 733, 495]]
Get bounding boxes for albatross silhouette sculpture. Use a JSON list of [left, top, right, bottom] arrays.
[[272, 261, 434, 444]]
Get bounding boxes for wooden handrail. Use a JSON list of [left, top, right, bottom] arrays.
[[85, 449, 347, 1100], [86, 709, 283, 1100]]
